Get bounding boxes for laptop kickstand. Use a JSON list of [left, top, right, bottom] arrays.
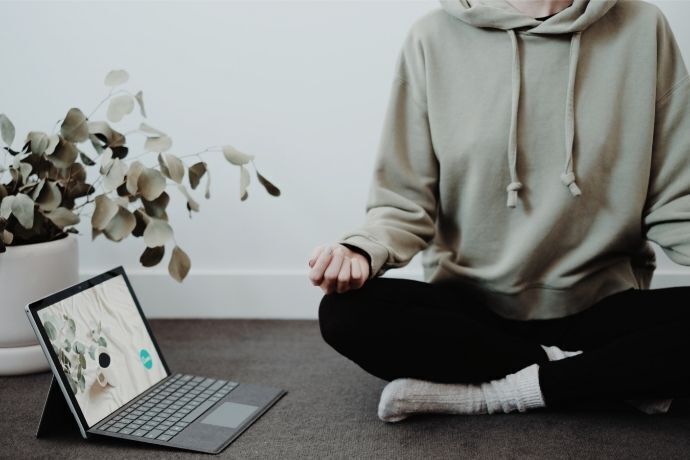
[[36, 376, 81, 438]]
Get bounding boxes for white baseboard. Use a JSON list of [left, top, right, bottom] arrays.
[[80, 269, 689, 319]]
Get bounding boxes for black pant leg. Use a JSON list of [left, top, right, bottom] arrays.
[[318, 277, 550, 383], [538, 287, 690, 406]]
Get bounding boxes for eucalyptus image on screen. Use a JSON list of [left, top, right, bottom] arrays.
[[38, 275, 167, 427]]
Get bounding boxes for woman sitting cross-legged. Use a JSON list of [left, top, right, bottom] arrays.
[[307, 0, 690, 422]]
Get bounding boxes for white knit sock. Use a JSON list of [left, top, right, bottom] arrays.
[[377, 363, 545, 422], [540, 344, 583, 361], [539, 344, 673, 414]]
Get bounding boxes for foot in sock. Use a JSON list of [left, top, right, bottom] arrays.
[[540, 344, 583, 361], [377, 363, 545, 422]]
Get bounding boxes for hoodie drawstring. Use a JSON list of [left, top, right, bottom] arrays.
[[505, 29, 583, 209]]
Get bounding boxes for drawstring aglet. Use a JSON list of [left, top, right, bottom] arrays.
[[506, 181, 523, 208], [560, 172, 582, 197]]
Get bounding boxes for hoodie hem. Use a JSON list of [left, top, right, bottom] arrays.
[[424, 260, 652, 320]]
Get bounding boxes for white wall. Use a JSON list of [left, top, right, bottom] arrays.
[[1, 1, 689, 318]]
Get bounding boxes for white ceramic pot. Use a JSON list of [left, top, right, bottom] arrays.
[[0, 234, 79, 375]]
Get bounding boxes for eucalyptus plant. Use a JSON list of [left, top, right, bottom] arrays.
[[0, 70, 280, 281]]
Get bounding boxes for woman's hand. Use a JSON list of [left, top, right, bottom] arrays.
[[308, 243, 370, 294]]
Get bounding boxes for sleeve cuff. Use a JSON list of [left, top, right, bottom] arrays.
[[335, 234, 390, 280]]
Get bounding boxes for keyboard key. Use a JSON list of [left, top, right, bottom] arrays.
[[181, 400, 216, 423], [157, 434, 173, 442], [133, 429, 149, 437], [120, 428, 134, 435], [209, 380, 226, 391], [144, 429, 164, 439]]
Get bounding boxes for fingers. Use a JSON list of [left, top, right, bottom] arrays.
[[336, 256, 351, 294], [322, 246, 345, 294], [309, 244, 370, 294], [308, 245, 324, 268], [355, 257, 369, 288], [350, 256, 361, 283], [308, 244, 333, 286]]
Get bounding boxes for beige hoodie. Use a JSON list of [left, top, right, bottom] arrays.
[[337, 0, 690, 320]]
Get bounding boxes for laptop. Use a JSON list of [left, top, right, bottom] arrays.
[[25, 266, 287, 454]]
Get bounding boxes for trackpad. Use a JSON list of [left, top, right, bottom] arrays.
[[200, 402, 258, 429]]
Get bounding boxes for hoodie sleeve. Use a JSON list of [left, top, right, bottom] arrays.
[[335, 31, 440, 279], [642, 10, 690, 265]]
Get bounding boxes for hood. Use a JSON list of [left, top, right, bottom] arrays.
[[439, 0, 619, 208]]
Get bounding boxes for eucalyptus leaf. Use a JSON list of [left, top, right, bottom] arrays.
[[126, 161, 145, 195], [177, 184, 199, 214], [135, 90, 146, 117], [143, 218, 173, 248], [88, 345, 96, 360], [140, 246, 165, 267], [47, 137, 79, 168], [104, 69, 130, 86], [103, 157, 127, 193], [222, 145, 254, 166], [11, 193, 35, 229], [35, 180, 62, 211], [0, 114, 15, 146], [26, 131, 49, 155], [137, 168, 166, 201], [256, 169, 281, 196], [45, 134, 60, 155], [106, 94, 135, 123], [92, 195, 118, 230], [158, 153, 185, 183], [16, 161, 32, 185], [46, 207, 80, 228], [60, 108, 89, 143], [92, 226, 102, 241], [98, 337, 107, 347], [139, 123, 166, 136], [144, 135, 172, 153], [99, 148, 114, 175], [80, 151, 96, 166], [78, 373, 86, 392], [103, 206, 136, 242], [239, 165, 250, 201], [0, 196, 13, 220], [188, 162, 207, 190], [142, 191, 169, 220], [88, 121, 126, 148], [132, 208, 150, 237], [168, 245, 191, 282]]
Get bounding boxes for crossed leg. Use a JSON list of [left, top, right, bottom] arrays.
[[319, 277, 690, 410]]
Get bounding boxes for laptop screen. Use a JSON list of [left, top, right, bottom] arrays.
[[36, 273, 168, 427]]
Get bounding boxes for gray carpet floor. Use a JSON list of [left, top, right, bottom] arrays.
[[2, 319, 690, 459]]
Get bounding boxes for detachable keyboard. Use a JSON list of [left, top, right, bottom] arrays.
[[97, 373, 238, 442]]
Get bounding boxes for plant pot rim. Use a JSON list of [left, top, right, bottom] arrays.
[[3, 232, 75, 252]]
